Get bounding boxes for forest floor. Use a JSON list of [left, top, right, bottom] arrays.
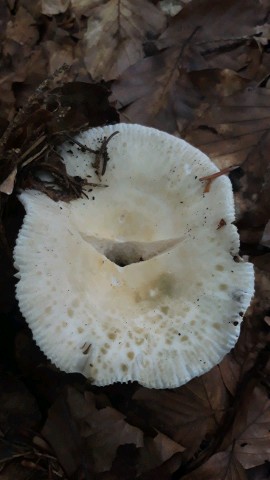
[[0, 1, 270, 479]]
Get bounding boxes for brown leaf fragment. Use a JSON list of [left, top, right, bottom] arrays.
[[184, 86, 270, 228], [138, 432, 184, 475], [41, 0, 70, 15], [0, 168, 17, 195], [42, 387, 143, 477], [220, 386, 270, 468], [181, 451, 248, 480], [260, 220, 270, 248], [113, 48, 201, 133], [82, 0, 166, 80], [217, 218, 227, 230], [133, 366, 230, 460], [218, 353, 241, 397], [157, 0, 269, 77], [5, 6, 39, 48], [158, 0, 184, 17]]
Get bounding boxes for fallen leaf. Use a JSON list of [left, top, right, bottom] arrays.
[[138, 432, 184, 474], [184, 86, 270, 229], [219, 310, 270, 397], [42, 387, 143, 476], [181, 451, 248, 480], [41, 0, 70, 15], [158, 0, 184, 17], [45, 40, 74, 75], [220, 385, 270, 468], [260, 220, 270, 248], [0, 167, 17, 195], [5, 6, 39, 48], [218, 353, 241, 397], [157, 0, 269, 77], [133, 366, 230, 459], [113, 48, 202, 134], [82, 0, 166, 80]]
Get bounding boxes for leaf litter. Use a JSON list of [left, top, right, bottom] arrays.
[[0, 0, 270, 479]]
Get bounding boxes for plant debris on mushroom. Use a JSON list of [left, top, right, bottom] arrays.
[[14, 124, 254, 388]]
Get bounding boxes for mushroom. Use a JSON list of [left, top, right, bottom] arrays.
[[14, 124, 254, 388]]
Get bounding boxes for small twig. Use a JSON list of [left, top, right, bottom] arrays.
[[199, 165, 239, 193], [64, 134, 98, 154], [92, 131, 119, 180]]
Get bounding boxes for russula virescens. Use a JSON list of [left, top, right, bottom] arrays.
[[14, 124, 254, 388]]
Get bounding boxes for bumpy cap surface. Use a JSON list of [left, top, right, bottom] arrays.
[[14, 124, 254, 388]]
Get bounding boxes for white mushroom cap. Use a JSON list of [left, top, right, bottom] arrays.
[[14, 124, 254, 388]]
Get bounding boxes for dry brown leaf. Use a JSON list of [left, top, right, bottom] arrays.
[[220, 386, 270, 469], [82, 0, 166, 80], [218, 353, 241, 397], [219, 316, 270, 397], [0, 168, 17, 195], [5, 6, 39, 47], [185, 86, 270, 166], [260, 221, 270, 248], [41, 0, 70, 15], [157, 0, 268, 78], [42, 387, 143, 476], [44, 40, 74, 74], [181, 451, 248, 480], [184, 86, 270, 228], [138, 433, 184, 474], [158, 0, 185, 17], [71, 0, 103, 14], [133, 366, 230, 459], [113, 48, 202, 134]]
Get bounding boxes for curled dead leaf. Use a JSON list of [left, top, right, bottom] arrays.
[[0, 168, 17, 195]]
